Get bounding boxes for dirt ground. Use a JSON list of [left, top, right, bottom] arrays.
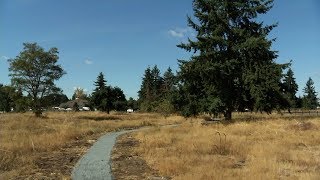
[[111, 133, 170, 180]]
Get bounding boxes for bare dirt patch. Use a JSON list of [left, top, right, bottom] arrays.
[[111, 133, 169, 180], [15, 132, 104, 179]]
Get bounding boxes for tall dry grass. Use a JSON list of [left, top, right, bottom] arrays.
[[0, 111, 184, 178], [134, 114, 320, 179]]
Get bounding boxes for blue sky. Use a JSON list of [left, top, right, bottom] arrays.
[[0, 0, 319, 99]]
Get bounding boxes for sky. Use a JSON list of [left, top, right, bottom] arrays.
[[0, 0, 319, 99]]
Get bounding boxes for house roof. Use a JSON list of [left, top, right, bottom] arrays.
[[59, 98, 89, 108]]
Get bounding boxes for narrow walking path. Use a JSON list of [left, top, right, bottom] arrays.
[[71, 130, 131, 180], [71, 125, 177, 180]]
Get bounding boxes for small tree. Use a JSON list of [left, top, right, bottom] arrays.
[[8, 43, 65, 117], [302, 77, 318, 109]]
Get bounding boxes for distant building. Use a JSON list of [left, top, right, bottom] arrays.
[[59, 98, 90, 111]]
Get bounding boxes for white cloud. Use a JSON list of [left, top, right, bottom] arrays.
[[168, 29, 184, 38], [1, 56, 9, 60], [84, 59, 93, 65], [168, 27, 194, 38]]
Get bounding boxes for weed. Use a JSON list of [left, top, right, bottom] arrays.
[[212, 131, 229, 155]]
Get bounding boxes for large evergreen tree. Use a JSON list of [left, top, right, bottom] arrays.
[[138, 67, 153, 102], [162, 67, 177, 95], [150, 65, 163, 100], [138, 66, 162, 111], [177, 0, 287, 120], [138, 66, 178, 112], [91, 72, 112, 113], [282, 68, 298, 112], [302, 77, 318, 109]]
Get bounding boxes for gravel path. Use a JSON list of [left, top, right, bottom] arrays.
[[71, 130, 131, 180], [71, 125, 177, 180]]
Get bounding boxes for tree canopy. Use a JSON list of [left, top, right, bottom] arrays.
[[281, 67, 298, 112], [138, 66, 177, 114], [8, 43, 65, 116], [91, 72, 127, 113], [177, 0, 287, 120]]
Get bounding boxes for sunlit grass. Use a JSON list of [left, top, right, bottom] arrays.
[[0, 111, 184, 178], [133, 113, 320, 179]]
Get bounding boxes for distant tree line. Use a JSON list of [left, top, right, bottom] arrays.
[[138, 66, 177, 115], [137, 66, 319, 116], [1, 43, 136, 116], [1, 0, 319, 120]]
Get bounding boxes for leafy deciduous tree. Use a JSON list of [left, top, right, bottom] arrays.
[[8, 43, 65, 116]]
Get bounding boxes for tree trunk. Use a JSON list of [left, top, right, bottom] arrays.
[[224, 109, 232, 121], [34, 109, 42, 117], [33, 96, 43, 117]]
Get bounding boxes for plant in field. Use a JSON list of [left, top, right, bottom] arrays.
[[212, 131, 229, 155]]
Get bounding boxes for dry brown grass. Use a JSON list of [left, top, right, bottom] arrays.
[[0, 111, 184, 178], [133, 113, 320, 180]]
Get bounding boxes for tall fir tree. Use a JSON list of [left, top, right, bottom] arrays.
[[302, 77, 318, 109], [177, 0, 287, 120], [91, 72, 112, 113], [162, 67, 177, 95], [138, 67, 152, 102], [138, 66, 164, 112], [282, 68, 298, 112], [150, 65, 163, 100]]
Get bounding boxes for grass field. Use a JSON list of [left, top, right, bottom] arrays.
[[133, 114, 320, 179], [0, 111, 184, 179]]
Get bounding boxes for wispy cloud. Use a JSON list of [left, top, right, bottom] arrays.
[[1, 56, 9, 60], [168, 27, 194, 38], [168, 29, 184, 38], [84, 59, 93, 65]]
